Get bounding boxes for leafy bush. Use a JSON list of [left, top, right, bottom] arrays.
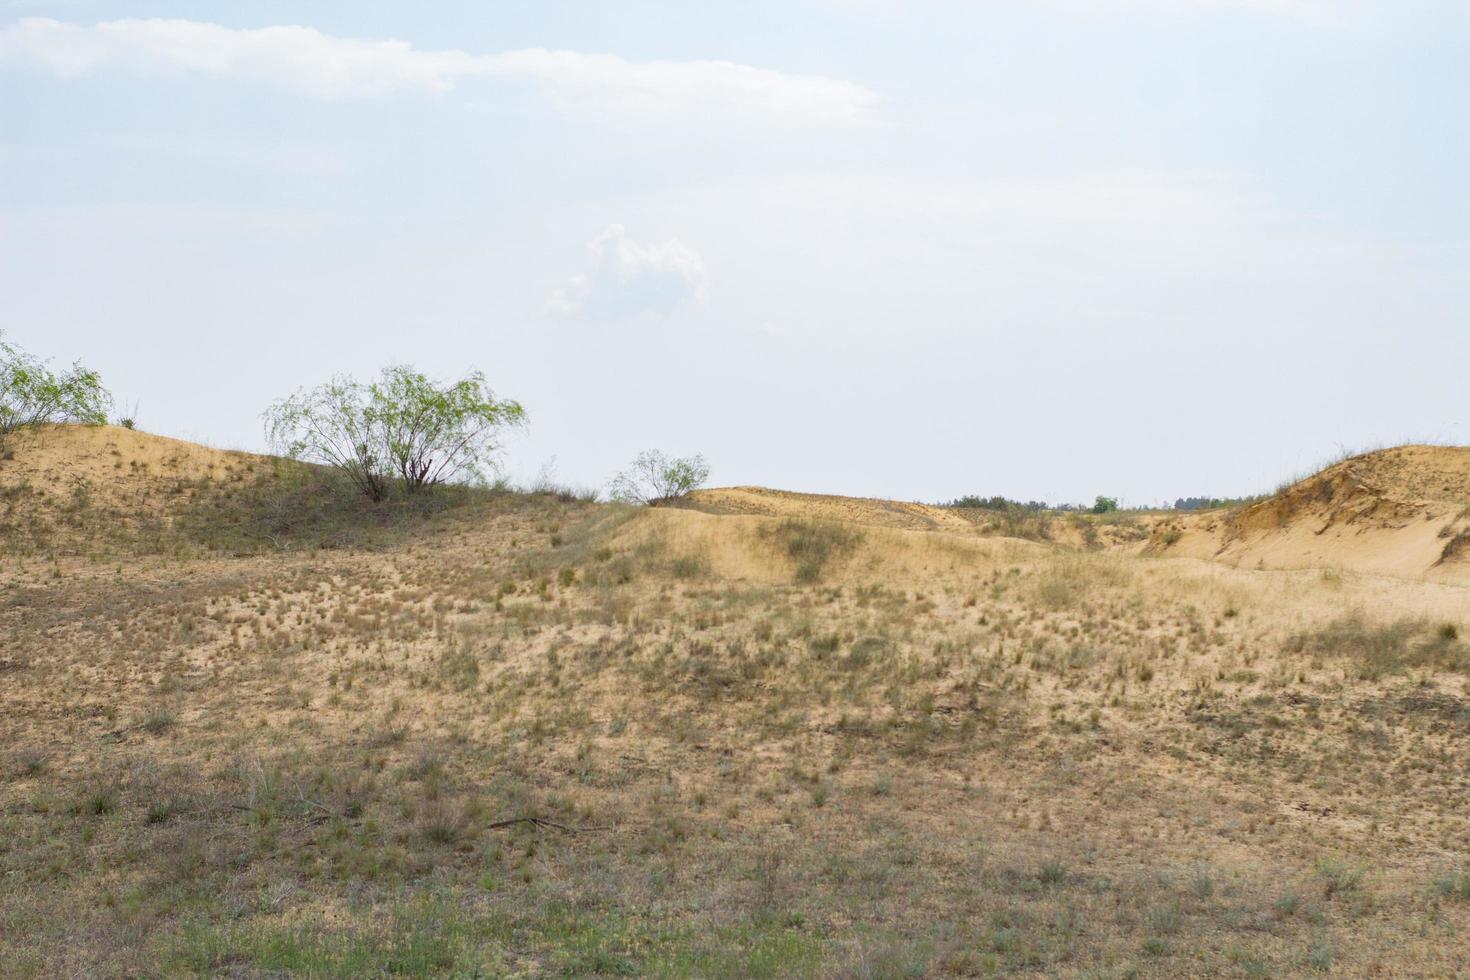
[[607, 450, 710, 504], [0, 333, 112, 443], [264, 366, 525, 501], [1090, 496, 1119, 514]]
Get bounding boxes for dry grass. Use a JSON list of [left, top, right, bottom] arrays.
[[3, 430, 1470, 976]]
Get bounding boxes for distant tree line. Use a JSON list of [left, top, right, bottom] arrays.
[[1172, 495, 1263, 511], [943, 494, 1120, 515], [944, 493, 1269, 514]]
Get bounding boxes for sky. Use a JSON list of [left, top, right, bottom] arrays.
[[1, 1, 1466, 506]]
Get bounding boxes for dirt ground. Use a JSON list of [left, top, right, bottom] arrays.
[[3, 427, 1469, 977]]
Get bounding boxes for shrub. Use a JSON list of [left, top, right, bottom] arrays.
[[0, 333, 113, 443], [1090, 496, 1119, 515], [264, 366, 525, 501], [607, 450, 710, 504]]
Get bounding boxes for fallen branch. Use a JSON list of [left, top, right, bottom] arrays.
[[485, 816, 607, 834]]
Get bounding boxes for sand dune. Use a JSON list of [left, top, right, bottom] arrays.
[[678, 485, 975, 531], [0, 423, 267, 501], [9, 427, 1468, 582], [1154, 445, 1470, 582]]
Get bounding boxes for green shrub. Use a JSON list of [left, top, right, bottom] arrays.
[[265, 365, 525, 501], [0, 332, 113, 443]]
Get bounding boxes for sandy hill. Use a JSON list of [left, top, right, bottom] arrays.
[[12, 427, 1467, 583], [1154, 445, 1470, 581], [678, 485, 975, 531], [0, 424, 274, 553], [0, 423, 267, 495], [677, 485, 1155, 551]]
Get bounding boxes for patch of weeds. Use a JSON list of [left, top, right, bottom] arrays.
[[140, 707, 178, 735], [670, 554, 712, 580], [1142, 937, 1171, 957], [146, 798, 182, 825], [1144, 901, 1183, 936], [764, 519, 863, 583], [14, 748, 47, 777], [1316, 857, 1366, 898], [1286, 616, 1470, 679], [1433, 870, 1470, 901], [80, 787, 118, 816], [1273, 893, 1302, 918], [1037, 858, 1068, 886], [809, 633, 842, 656], [845, 635, 888, 669]]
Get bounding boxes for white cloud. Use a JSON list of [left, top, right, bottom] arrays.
[[548, 225, 706, 319], [0, 17, 881, 127]]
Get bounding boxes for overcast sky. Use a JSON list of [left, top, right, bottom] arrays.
[[2, 1, 1465, 505]]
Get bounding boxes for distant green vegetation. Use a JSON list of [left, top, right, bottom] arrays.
[[943, 492, 1265, 514], [0, 331, 113, 445], [1173, 495, 1264, 511], [941, 495, 1120, 514]]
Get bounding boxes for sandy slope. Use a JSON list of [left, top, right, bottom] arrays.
[[1153, 445, 1470, 582], [0, 424, 276, 553], [0, 423, 268, 500], [679, 485, 976, 531]]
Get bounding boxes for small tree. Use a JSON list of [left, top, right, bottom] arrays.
[[1090, 495, 1119, 515], [609, 450, 710, 504], [0, 333, 113, 443], [264, 366, 525, 501]]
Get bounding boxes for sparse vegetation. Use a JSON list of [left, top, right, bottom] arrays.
[[1286, 615, 1470, 679], [764, 518, 862, 582], [4, 428, 1470, 976]]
